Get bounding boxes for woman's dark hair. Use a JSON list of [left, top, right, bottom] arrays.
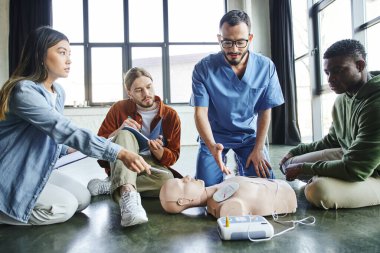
[[0, 26, 68, 120]]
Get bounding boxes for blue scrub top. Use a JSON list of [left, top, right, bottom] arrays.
[[190, 51, 284, 148]]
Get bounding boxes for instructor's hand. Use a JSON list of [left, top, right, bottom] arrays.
[[210, 143, 231, 175], [246, 148, 271, 178]]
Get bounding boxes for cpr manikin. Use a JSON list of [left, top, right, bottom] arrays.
[[159, 176, 297, 218]]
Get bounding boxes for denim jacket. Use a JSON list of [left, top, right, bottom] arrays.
[[0, 80, 121, 223]]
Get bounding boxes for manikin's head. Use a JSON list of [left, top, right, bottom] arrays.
[[159, 176, 206, 213]]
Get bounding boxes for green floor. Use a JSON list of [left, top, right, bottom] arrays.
[[1, 145, 379, 253]]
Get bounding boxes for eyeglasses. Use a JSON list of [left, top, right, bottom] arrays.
[[220, 39, 249, 48]]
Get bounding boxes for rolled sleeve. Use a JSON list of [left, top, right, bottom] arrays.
[[103, 141, 122, 162]]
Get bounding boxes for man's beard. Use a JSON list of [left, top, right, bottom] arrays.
[[223, 49, 249, 66], [136, 98, 155, 109]]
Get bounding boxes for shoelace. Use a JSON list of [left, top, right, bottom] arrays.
[[97, 181, 110, 194], [121, 192, 140, 214]]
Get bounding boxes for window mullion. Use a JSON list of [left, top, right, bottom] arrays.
[[162, 0, 170, 104]]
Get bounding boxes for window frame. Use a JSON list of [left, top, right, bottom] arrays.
[[53, 0, 227, 106], [298, 0, 380, 140]]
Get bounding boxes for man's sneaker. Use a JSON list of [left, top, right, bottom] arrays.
[[119, 191, 148, 227], [87, 177, 111, 196]]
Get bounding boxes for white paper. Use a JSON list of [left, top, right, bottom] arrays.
[[54, 151, 88, 169]]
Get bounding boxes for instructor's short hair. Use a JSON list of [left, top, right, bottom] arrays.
[[219, 10, 251, 32]]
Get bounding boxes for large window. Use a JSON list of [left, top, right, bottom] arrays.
[[365, 0, 380, 72], [292, 0, 312, 142], [316, 0, 351, 136], [318, 0, 352, 90], [52, 0, 225, 106], [366, 24, 380, 71], [365, 0, 380, 22], [293, 0, 379, 141]]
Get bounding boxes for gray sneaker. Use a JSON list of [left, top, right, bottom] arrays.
[[119, 191, 148, 227], [87, 177, 111, 196]]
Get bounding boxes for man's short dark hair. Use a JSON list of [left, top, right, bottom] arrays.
[[323, 39, 367, 61], [219, 10, 251, 32]]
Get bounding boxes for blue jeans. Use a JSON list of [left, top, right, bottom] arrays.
[[195, 143, 274, 187]]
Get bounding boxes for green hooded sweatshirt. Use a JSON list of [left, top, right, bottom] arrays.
[[289, 75, 380, 181]]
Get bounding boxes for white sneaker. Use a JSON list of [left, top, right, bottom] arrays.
[[87, 177, 111, 196], [119, 191, 148, 227]]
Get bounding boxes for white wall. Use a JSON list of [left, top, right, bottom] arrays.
[[64, 105, 198, 146], [250, 0, 271, 57]]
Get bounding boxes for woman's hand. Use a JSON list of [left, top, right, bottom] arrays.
[[117, 149, 151, 174]]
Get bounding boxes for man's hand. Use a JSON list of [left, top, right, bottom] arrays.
[[117, 149, 151, 174], [210, 143, 231, 175], [284, 163, 303, 181], [149, 135, 164, 160], [246, 148, 271, 178], [279, 153, 293, 166], [279, 153, 294, 175], [109, 117, 142, 138], [121, 116, 142, 131]]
